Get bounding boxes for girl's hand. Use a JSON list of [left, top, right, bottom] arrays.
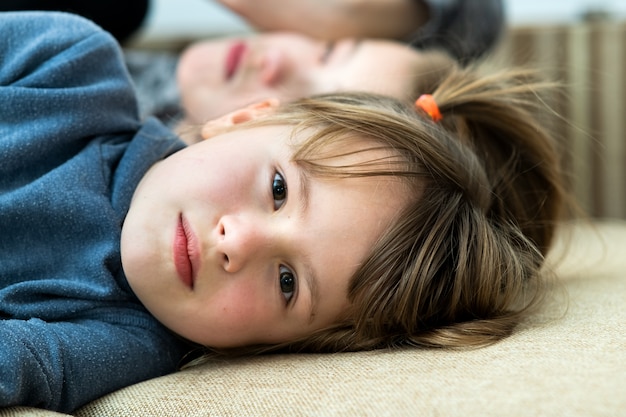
[[216, 0, 428, 41]]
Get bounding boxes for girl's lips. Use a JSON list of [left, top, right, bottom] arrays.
[[225, 41, 246, 80], [173, 214, 200, 289]]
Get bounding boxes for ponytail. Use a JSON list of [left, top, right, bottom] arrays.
[[429, 67, 566, 254]]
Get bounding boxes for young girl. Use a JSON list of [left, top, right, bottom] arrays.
[[0, 11, 565, 413]]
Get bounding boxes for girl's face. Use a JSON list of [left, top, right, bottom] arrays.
[[177, 32, 422, 124], [121, 112, 408, 348]]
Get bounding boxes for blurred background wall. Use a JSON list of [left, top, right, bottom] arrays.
[[488, 1, 626, 219], [132, 0, 626, 45]]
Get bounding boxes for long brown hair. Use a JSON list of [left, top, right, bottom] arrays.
[[186, 63, 567, 362]]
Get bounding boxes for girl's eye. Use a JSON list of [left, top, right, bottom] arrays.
[[279, 265, 296, 304], [272, 172, 287, 210]]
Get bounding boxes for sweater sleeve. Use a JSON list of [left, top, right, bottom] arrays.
[[409, 0, 505, 63], [0, 316, 183, 412], [0, 11, 141, 173], [0, 12, 185, 413]]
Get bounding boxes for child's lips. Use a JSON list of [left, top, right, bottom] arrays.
[[173, 214, 200, 289], [225, 41, 246, 80]]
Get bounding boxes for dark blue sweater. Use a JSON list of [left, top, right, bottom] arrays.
[[0, 12, 189, 412]]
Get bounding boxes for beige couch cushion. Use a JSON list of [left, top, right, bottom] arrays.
[[3, 220, 626, 416]]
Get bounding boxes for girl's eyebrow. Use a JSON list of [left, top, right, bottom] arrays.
[[302, 256, 319, 325], [294, 169, 319, 324], [298, 167, 310, 213]]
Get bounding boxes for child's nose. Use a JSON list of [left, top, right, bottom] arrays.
[[259, 49, 284, 86], [217, 216, 272, 273]]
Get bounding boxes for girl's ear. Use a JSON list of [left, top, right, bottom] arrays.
[[200, 98, 281, 140]]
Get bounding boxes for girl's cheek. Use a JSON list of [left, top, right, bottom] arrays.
[[209, 281, 270, 342]]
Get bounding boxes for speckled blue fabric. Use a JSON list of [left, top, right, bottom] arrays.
[[0, 12, 188, 412]]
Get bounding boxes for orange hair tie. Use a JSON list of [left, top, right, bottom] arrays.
[[415, 94, 442, 122]]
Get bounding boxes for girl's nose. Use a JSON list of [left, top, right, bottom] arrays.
[[259, 49, 284, 86], [217, 215, 272, 273]]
